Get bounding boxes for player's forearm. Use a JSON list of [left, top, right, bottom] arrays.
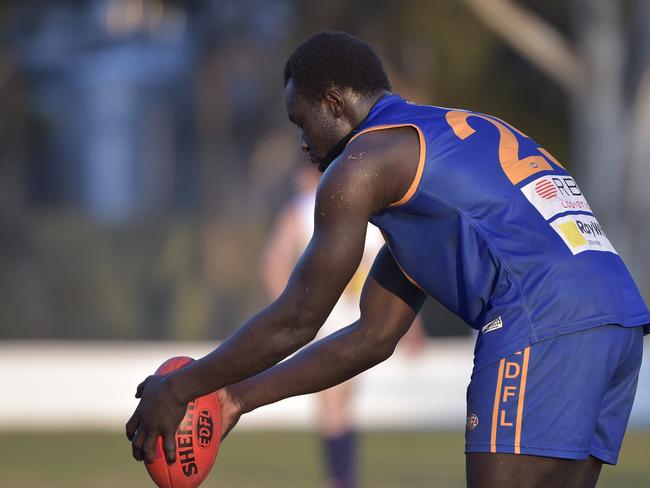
[[168, 301, 319, 403], [231, 321, 396, 414]]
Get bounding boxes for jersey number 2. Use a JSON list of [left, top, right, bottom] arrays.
[[445, 110, 563, 185]]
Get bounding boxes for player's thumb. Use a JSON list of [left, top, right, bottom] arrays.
[[221, 422, 234, 441], [135, 376, 152, 398]]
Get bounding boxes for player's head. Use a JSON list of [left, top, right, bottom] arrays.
[[284, 31, 391, 171]]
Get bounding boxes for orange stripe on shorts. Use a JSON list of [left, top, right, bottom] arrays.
[[514, 347, 530, 454], [490, 358, 506, 452]]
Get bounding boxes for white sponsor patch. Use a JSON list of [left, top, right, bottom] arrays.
[[521, 175, 591, 220], [481, 316, 503, 334], [550, 214, 618, 255]]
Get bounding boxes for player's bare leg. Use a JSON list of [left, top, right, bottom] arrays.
[[317, 381, 356, 488], [318, 381, 353, 435], [466, 453, 602, 488]]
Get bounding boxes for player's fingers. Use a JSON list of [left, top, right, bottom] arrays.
[[125, 413, 139, 441], [142, 432, 158, 464], [131, 427, 146, 461], [162, 429, 177, 464]]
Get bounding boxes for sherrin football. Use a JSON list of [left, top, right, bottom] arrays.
[[145, 356, 222, 488]]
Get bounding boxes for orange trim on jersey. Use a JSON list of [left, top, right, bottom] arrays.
[[347, 124, 426, 207], [490, 358, 506, 453], [537, 147, 566, 170], [514, 347, 530, 454]]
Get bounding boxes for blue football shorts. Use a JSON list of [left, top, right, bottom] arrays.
[[464, 324, 644, 464]]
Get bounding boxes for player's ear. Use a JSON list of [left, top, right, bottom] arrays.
[[323, 88, 344, 118]]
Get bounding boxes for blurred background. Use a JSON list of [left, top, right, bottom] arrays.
[[0, 1, 648, 487]]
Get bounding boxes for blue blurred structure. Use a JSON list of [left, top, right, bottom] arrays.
[[4, 0, 294, 222]]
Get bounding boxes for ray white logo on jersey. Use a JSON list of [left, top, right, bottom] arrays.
[[550, 214, 618, 255], [521, 175, 617, 255], [521, 175, 591, 220]]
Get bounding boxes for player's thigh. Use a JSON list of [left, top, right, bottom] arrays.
[[466, 453, 602, 488]]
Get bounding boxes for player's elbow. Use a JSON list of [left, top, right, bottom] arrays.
[[275, 299, 322, 349], [357, 323, 402, 364], [291, 315, 321, 348], [374, 335, 400, 362]]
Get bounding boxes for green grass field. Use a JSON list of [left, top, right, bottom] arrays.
[[0, 430, 647, 487]]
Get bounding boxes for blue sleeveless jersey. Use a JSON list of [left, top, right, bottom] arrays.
[[350, 94, 650, 368]]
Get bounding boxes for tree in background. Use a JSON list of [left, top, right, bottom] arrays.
[[463, 0, 650, 294]]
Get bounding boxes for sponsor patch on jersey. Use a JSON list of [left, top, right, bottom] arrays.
[[521, 175, 591, 220], [481, 316, 503, 334], [550, 215, 618, 255]]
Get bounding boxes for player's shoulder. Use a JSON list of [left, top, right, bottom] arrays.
[[346, 124, 420, 159], [329, 125, 420, 209], [316, 128, 419, 214]]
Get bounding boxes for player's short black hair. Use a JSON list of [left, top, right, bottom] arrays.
[[284, 31, 391, 102]]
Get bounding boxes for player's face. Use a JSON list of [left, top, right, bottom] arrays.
[[285, 80, 351, 171]]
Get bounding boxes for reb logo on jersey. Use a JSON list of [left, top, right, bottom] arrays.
[[522, 175, 592, 220], [534, 179, 558, 199]]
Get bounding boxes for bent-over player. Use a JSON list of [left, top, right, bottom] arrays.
[[127, 32, 649, 488]]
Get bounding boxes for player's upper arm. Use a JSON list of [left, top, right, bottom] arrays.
[[357, 245, 427, 356], [276, 131, 411, 339]]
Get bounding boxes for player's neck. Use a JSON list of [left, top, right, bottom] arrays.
[[348, 90, 391, 127], [317, 90, 392, 172]]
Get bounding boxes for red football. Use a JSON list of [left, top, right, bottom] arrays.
[[145, 356, 222, 488]]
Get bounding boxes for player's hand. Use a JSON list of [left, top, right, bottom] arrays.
[[125, 374, 188, 464], [217, 387, 244, 440]]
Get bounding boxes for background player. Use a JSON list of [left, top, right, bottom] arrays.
[[262, 164, 424, 488], [127, 32, 649, 487]]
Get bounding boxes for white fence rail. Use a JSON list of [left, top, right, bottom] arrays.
[[0, 339, 648, 431]]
